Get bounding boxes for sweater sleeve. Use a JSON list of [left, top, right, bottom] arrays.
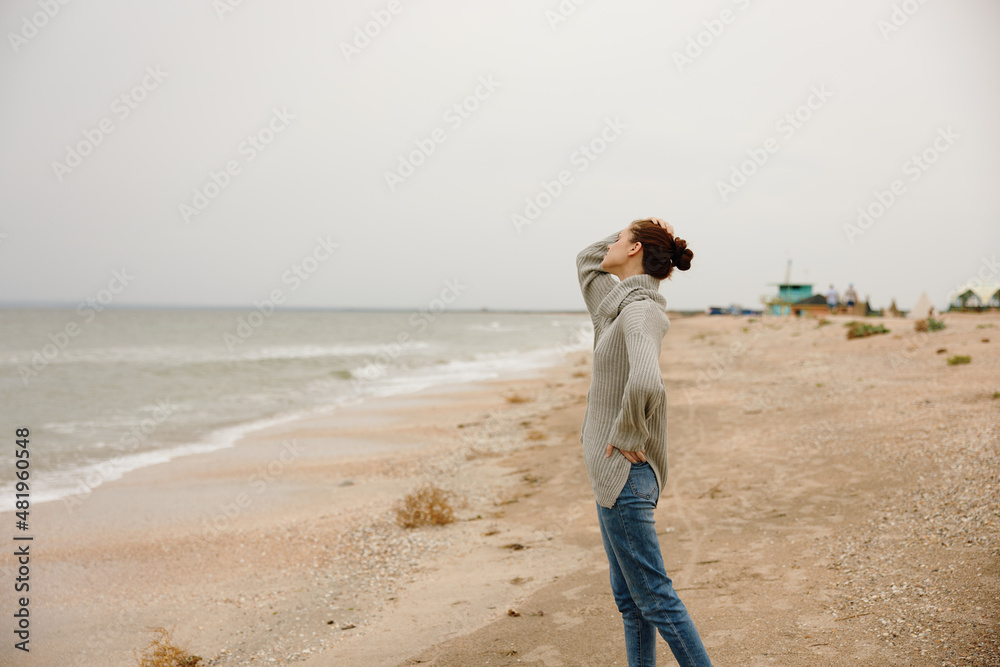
[[576, 232, 621, 319], [607, 304, 666, 452]]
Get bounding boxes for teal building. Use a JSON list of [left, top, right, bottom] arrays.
[[765, 283, 813, 316]]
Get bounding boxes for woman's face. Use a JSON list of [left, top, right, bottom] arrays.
[[601, 225, 636, 271]]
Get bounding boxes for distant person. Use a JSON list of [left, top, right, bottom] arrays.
[[576, 217, 713, 667], [844, 284, 857, 310], [826, 284, 838, 313]]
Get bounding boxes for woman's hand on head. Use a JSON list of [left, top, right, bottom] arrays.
[[643, 217, 674, 236], [606, 443, 647, 463], [648, 217, 674, 235]]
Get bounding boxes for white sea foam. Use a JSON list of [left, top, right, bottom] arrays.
[[0, 310, 591, 512]]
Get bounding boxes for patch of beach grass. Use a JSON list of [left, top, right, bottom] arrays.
[[846, 321, 890, 339], [915, 317, 946, 332]]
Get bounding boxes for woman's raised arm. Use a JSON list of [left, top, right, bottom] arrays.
[[576, 231, 620, 318]]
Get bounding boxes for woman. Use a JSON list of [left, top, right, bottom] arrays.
[[576, 217, 712, 667]]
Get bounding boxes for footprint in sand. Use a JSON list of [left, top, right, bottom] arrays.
[[589, 557, 608, 574], [551, 611, 584, 628], [560, 584, 588, 600], [521, 644, 565, 666]]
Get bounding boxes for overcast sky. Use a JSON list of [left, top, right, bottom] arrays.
[[1, 0, 998, 313]]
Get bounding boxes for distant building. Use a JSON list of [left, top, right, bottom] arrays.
[[789, 294, 829, 318], [949, 281, 1000, 312], [763, 283, 813, 316]]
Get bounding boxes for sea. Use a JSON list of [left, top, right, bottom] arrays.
[[0, 308, 593, 512]]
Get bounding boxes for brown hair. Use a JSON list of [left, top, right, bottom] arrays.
[[628, 219, 693, 280]]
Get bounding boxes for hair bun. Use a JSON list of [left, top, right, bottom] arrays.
[[671, 237, 693, 272]]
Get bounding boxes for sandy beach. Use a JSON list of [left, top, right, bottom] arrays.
[[3, 311, 998, 666]]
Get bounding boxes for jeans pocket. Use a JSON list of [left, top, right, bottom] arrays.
[[628, 464, 657, 499]]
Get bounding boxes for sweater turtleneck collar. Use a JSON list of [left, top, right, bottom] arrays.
[[595, 273, 666, 320]]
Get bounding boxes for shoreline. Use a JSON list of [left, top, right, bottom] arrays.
[[3, 312, 998, 665], [3, 352, 594, 665], [2, 348, 573, 514]]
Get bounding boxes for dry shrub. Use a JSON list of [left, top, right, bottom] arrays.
[[135, 627, 201, 667], [846, 322, 889, 339], [505, 393, 531, 404], [915, 316, 945, 332], [394, 483, 455, 528]]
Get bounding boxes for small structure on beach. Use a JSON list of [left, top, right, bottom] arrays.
[[948, 281, 1000, 312], [907, 292, 935, 319], [862, 298, 882, 317], [887, 299, 908, 318], [789, 294, 829, 318], [764, 283, 813, 316]]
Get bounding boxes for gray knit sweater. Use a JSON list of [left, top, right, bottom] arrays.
[[577, 232, 671, 509]]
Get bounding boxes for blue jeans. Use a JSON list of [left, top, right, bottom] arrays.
[[596, 462, 712, 667]]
